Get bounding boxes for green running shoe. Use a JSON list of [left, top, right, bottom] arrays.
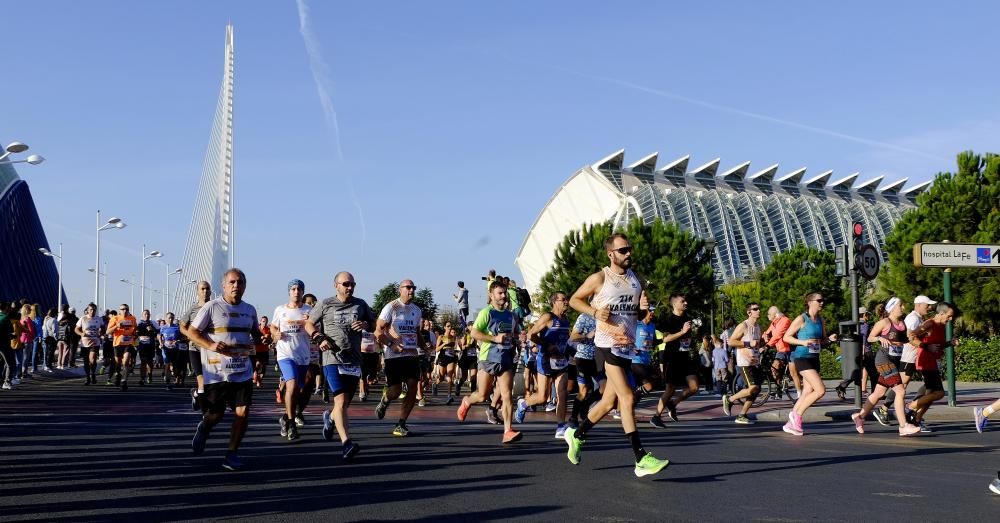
[[634, 453, 670, 477], [563, 427, 583, 465]]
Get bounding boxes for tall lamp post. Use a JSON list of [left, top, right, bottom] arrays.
[[38, 244, 63, 314], [88, 263, 108, 311], [95, 211, 126, 307], [0, 141, 45, 166], [703, 238, 718, 337], [120, 278, 137, 311], [140, 245, 162, 312], [166, 266, 183, 317]]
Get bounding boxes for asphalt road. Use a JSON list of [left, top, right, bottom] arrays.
[[1, 370, 999, 522]]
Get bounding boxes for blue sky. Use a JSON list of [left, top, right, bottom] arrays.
[[4, 0, 998, 316]]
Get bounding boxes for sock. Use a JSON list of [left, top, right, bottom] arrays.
[[342, 438, 352, 448], [571, 396, 582, 423], [984, 406, 995, 417], [576, 417, 595, 440], [626, 431, 646, 462], [398, 418, 406, 427]]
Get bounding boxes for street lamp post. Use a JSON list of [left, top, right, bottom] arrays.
[[140, 245, 162, 312], [38, 244, 63, 315], [0, 141, 45, 166], [166, 265, 183, 317], [88, 263, 109, 311], [120, 278, 136, 312], [703, 238, 718, 337], [95, 211, 126, 308]]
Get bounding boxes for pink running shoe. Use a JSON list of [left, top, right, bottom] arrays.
[[851, 412, 865, 434]]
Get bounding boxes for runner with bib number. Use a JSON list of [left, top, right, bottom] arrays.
[[374, 280, 424, 438], [516, 292, 572, 438], [654, 294, 699, 424]]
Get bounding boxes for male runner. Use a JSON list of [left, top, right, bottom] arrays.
[[159, 312, 181, 390], [189, 268, 260, 471], [456, 280, 522, 443], [516, 292, 572, 437], [722, 302, 765, 424], [359, 330, 380, 402], [271, 279, 313, 441], [106, 304, 138, 392], [305, 271, 373, 460], [570, 312, 605, 428], [764, 306, 798, 399], [653, 294, 699, 423], [563, 233, 670, 476], [906, 302, 956, 432], [374, 280, 424, 437], [631, 307, 657, 401], [181, 281, 212, 411], [136, 309, 158, 386], [74, 303, 103, 385]]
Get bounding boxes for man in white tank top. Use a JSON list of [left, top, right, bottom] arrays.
[[563, 233, 670, 478], [724, 302, 764, 424]]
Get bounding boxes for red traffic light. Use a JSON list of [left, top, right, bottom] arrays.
[[853, 222, 864, 237]]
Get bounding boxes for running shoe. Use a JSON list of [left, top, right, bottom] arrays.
[[342, 440, 361, 461], [279, 415, 289, 437], [835, 385, 847, 401], [120, 380, 128, 392], [545, 402, 557, 412], [564, 427, 583, 464], [502, 429, 522, 444], [919, 421, 932, 433], [905, 409, 917, 426], [782, 421, 803, 436], [222, 451, 243, 471], [634, 453, 670, 477], [106, 378, 113, 386], [851, 412, 865, 434], [375, 396, 388, 420], [990, 473, 1000, 495], [611, 409, 622, 420], [456, 397, 471, 422], [418, 398, 426, 408], [322, 410, 335, 441], [554, 423, 568, 439], [666, 402, 678, 422], [649, 415, 667, 429], [722, 395, 732, 416], [191, 389, 200, 411], [446, 395, 454, 406], [485, 407, 501, 425], [138, 378, 145, 387], [432, 383, 438, 396], [191, 420, 209, 456], [322, 387, 330, 404], [359, 394, 367, 403], [392, 423, 409, 437], [1, 382, 11, 390], [735, 415, 754, 425], [973, 407, 988, 433], [899, 424, 920, 437], [84, 377, 91, 386], [872, 405, 890, 426], [514, 398, 528, 424], [790, 410, 803, 432], [294, 415, 305, 428], [287, 421, 300, 441]]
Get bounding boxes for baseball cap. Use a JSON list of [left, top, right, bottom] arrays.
[[858, 306, 868, 315], [914, 295, 937, 305]]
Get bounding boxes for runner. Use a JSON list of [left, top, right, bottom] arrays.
[[974, 398, 1000, 434], [722, 302, 765, 425], [74, 303, 103, 385], [781, 292, 837, 436], [850, 298, 920, 436], [159, 312, 181, 390], [374, 279, 424, 437], [631, 307, 657, 401], [435, 324, 460, 405], [418, 319, 435, 407], [254, 315, 273, 387], [906, 302, 956, 432], [516, 292, 572, 437], [522, 330, 538, 398], [271, 279, 313, 441], [181, 281, 212, 411], [456, 320, 478, 397], [456, 280, 522, 444], [763, 306, 798, 399], [563, 233, 669, 476], [136, 309, 158, 386], [875, 295, 936, 425], [358, 329, 380, 402], [305, 271, 373, 460], [653, 294, 699, 423], [569, 312, 605, 429], [188, 268, 260, 471], [106, 304, 138, 392]]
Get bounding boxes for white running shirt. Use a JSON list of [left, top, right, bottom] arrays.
[[191, 297, 259, 384], [378, 299, 422, 360], [272, 304, 314, 365], [591, 267, 641, 353]]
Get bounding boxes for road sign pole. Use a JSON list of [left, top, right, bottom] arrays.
[[943, 268, 955, 406], [850, 265, 861, 409]]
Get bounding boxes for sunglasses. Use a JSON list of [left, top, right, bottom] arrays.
[[401, 285, 416, 290], [750, 307, 760, 311], [613, 246, 632, 255], [812, 299, 825, 303], [337, 281, 356, 287]]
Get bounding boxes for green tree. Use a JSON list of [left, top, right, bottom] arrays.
[[718, 280, 763, 329], [882, 151, 1000, 335], [414, 288, 438, 321], [372, 282, 399, 314], [536, 218, 715, 323], [757, 244, 847, 326]]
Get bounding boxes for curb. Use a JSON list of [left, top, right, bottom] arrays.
[[756, 406, 980, 423]]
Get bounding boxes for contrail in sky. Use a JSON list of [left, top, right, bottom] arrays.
[[295, 0, 367, 246], [554, 66, 948, 162]]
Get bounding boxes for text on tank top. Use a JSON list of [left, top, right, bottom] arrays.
[[592, 267, 641, 356]]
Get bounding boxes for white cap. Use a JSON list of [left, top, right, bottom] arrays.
[[858, 306, 868, 315], [914, 295, 937, 305]]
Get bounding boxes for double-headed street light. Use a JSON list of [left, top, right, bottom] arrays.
[[0, 141, 45, 166], [140, 245, 162, 312], [38, 244, 63, 316], [166, 266, 183, 317], [120, 278, 137, 312], [88, 264, 108, 311], [95, 212, 126, 307]]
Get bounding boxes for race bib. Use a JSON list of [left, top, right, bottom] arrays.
[[550, 357, 569, 370], [807, 342, 821, 354], [139, 336, 152, 344], [678, 339, 691, 352], [85, 328, 100, 337], [119, 335, 134, 344], [309, 346, 320, 364], [401, 332, 418, 350], [338, 364, 361, 377], [611, 346, 635, 359], [445, 349, 458, 358], [164, 340, 177, 349], [465, 347, 477, 357], [225, 357, 248, 372], [889, 344, 903, 357]]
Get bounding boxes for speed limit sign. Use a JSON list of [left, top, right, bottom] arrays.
[[858, 244, 880, 280]]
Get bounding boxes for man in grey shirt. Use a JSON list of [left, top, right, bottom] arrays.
[[454, 281, 469, 325], [305, 271, 373, 461], [181, 281, 212, 411]]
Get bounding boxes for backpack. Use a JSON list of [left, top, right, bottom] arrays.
[[516, 288, 531, 310]]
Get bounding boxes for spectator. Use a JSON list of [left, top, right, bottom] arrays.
[[699, 335, 714, 393], [28, 303, 43, 375], [712, 336, 729, 396], [0, 302, 14, 389], [43, 308, 57, 372]]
